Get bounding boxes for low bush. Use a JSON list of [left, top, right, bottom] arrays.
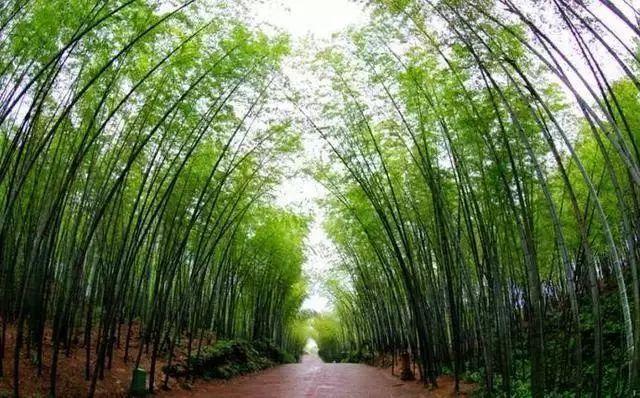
[[164, 339, 296, 381]]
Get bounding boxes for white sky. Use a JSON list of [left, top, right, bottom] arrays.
[[253, 0, 368, 39], [253, 0, 370, 313]]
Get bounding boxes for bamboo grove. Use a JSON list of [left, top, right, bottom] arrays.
[[2, 0, 640, 397], [306, 0, 640, 396], [0, 1, 310, 396]]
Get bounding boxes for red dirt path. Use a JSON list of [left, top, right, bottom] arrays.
[[162, 355, 475, 398]]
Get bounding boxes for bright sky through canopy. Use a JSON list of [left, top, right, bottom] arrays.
[[255, 0, 368, 39], [254, 0, 369, 313]]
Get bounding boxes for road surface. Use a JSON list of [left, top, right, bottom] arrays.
[[172, 355, 468, 398]]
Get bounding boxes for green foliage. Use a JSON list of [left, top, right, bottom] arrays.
[[1, 1, 640, 397], [312, 314, 344, 362], [165, 338, 295, 381], [0, 1, 306, 395], [306, 2, 640, 396]]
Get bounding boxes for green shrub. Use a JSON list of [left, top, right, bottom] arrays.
[[164, 339, 295, 381]]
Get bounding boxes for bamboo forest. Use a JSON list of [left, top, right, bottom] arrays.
[[0, 0, 639, 397]]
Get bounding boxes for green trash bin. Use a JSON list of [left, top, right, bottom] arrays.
[[130, 367, 147, 396]]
